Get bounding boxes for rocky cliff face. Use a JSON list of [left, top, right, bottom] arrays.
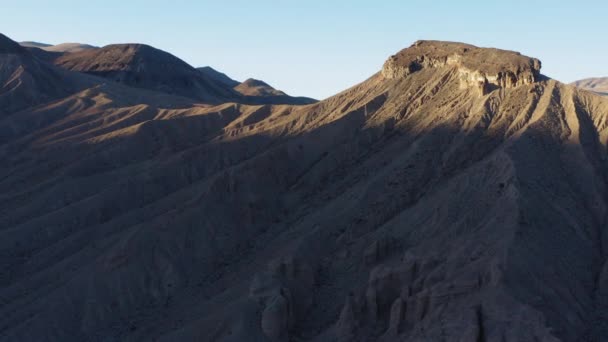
[[382, 40, 542, 95]]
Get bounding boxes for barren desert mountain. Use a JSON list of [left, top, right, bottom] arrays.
[[572, 77, 608, 95], [52, 43, 314, 105], [197, 66, 240, 88], [18, 41, 52, 49], [383, 40, 542, 95], [19, 41, 98, 53], [0, 34, 97, 117], [233, 77, 317, 105], [197, 67, 317, 104], [52, 43, 241, 103], [0, 34, 27, 54], [235, 78, 288, 96], [2, 34, 608, 342], [42, 42, 98, 53]]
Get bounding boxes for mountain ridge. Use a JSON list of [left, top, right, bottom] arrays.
[[20, 41, 98, 52], [52, 43, 316, 105], [572, 76, 608, 95], [2, 33, 608, 341], [19, 41, 52, 48], [197, 66, 240, 88]]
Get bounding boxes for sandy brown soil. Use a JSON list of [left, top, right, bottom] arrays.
[[572, 77, 608, 95], [2, 34, 608, 341]]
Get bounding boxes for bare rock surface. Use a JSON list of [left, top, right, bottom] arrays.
[[2, 33, 608, 341], [382, 40, 542, 95]]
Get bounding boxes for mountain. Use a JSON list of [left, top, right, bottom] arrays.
[[2, 35, 608, 342], [196, 67, 300, 98], [197, 66, 240, 88], [19, 41, 52, 48], [235, 78, 287, 96], [197, 67, 317, 104], [234, 78, 317, 105], [572, 77, 608, 95], [0, 34, 26, 53], [52, 44, 316, 105], [20, 39, 315, 105], [19, 41, 98, 53], [53, 43, 240, 103], [21, 46, 64, 63], [0, 34, 96, 117], [43, 42, 98, 53]]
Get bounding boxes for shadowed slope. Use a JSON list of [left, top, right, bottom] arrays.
[[0, 34, 98, 117], [2, 39, 608, 342], [197, 66, 240, 88]]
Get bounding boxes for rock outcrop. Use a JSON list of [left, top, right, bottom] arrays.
[[382, 40, 542, 95], [249, 256, 316, 341]]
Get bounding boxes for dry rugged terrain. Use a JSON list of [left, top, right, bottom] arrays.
[[572, 77, 608, 96], [2, 34, 608, 342]]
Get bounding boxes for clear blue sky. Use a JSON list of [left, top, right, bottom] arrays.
[[3, 0, 607, 99]]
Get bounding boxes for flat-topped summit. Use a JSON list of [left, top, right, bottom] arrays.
[[382, 40, 542, 94]]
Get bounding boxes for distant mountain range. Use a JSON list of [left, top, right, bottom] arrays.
[[572, 77, 608, 95], [18, 40, 316, 105], [20, 41, 98, 52]]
